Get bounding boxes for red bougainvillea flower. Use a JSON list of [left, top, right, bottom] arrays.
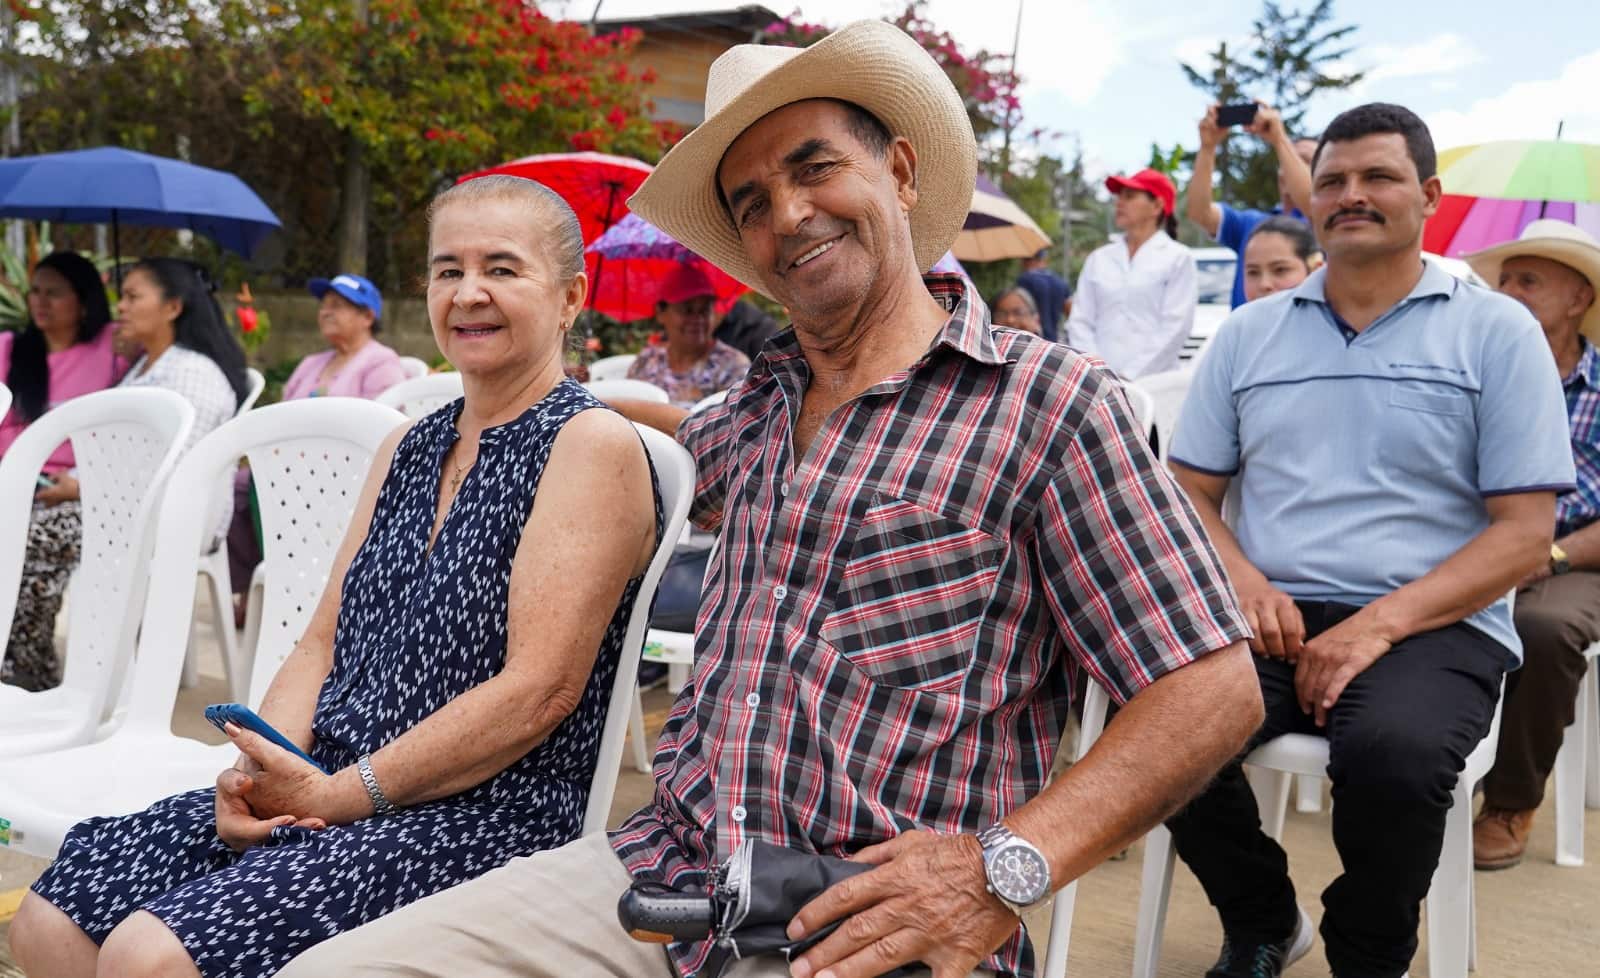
[[237, 307, 259, 333]]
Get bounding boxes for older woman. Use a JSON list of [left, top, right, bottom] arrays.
[[626, 263, 750, 407], [990, 285, 1043, 335], [282, 274, 408, 400], [9, 175, 663, 978], [0, 252, 125, 690]]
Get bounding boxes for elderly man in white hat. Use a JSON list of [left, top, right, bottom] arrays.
[[1465, 220, 1600, 870], [279, 20, 1260, 978]]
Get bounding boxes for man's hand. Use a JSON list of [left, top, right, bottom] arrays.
[[1198, 105, 1227, 150], [1518, 561, 1553, 590], [213, 768, 324, 852], [1295, 612, 1394, 726], [1235, 577, 1306, 661], [34, 474, 79, 506], [786, 830, 1019, 978], [1247, 103, 1287, 144], [223, 723, 336, 822]]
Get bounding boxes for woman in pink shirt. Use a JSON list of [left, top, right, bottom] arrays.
[[1, 251, 126, 690]]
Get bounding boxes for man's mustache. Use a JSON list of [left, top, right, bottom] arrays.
[[1325, 208, 1385, 230]]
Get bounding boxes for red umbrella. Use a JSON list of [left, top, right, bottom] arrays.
[[458, 151, 653, 244], [585, 213, 747, 322]]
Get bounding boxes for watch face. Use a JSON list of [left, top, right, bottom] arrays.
[[990, 843, 1050, 905]]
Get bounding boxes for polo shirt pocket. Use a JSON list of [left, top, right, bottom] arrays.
[[820, 494, 1002, 692], [1380, 383, 1474, 477]]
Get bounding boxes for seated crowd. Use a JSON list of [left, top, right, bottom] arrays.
[[1, 19, 1595, 978]]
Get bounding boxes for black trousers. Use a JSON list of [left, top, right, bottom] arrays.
[[1165, 601, 1507, 978]]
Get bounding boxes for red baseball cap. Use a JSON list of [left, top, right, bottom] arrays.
[[1105, 168, 1177, 217], [658, 263, 717, 305]]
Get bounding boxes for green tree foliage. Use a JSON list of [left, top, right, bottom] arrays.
[[10, 0, 671, 289], [1181, 0, 1363, 210]]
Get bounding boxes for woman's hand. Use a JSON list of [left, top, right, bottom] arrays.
[[223, 723, 339, 823], [35, 474, 79, 506], [214, 768, 325, 852]]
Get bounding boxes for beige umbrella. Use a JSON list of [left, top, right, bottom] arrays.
[[952, 173, 1050, 262]]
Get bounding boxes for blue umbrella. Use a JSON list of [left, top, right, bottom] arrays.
[[0, 147, 281, 259]]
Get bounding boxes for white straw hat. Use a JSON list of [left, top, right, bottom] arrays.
[[627, 20, 977, 296], [1464, 219, 1600, 342]]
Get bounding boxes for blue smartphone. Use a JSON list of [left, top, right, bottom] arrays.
[[35, 474, 53, 488], [204, 703, 330, 775]]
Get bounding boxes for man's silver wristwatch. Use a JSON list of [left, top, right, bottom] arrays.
[[976, 823, 1052, 915], [357, 753, 398, 816]]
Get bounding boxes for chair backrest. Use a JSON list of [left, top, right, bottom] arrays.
[[0, 380, 11, 419], [239, 367, 266, 414], [121, 399, 405, 732], [583, 378, 669, 405], [690, 389, 729, 414], [375, 372, 465, 419], [396, 356, 431, 380], [587, 354, 637, 382], [1119, 381, 1155, 440], [1130, 368, 1195, 462], [583, 423, 696, 834], [0, 388, 194, 734]]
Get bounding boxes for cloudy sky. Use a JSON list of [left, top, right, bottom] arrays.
[[575, 0, 1599, 179]]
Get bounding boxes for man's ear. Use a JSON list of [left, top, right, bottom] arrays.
[[1420, 174, 1443, 219], [889, 136, 919, 213]]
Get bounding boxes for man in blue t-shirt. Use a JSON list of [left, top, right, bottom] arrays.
[[1015, 249, 1072, 341], [1184, 102, 1316, 308]]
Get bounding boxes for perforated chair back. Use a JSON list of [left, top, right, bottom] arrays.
[[122, 399, 405, 732], [376, 372, 464, 419], [0, 389, 193, 746], [583, 423, 695, 835], [583, 378, 669, 405], [396, 356, 431, 380], [586, 354, 636, 382]]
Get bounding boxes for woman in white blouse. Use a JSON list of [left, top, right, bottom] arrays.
[[1065, 168, 1197, 378], [116, 258, 249, 544]]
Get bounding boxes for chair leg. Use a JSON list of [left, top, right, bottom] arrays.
[[1039, 878, 1077, 978], [1131, 827, 1177, 978], [1584, 661, 1600, 810], [1426, 780, 1475, 978], [198, 556, 242, 701], [1245, 766, 1292, 843], [238, 573, 266, 705], [1554, 682, 1588, 867], [1294, 773, 1324, 813], [628, 686, 650, 774]]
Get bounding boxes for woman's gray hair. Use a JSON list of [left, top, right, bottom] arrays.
[[427, 174, 585, 283], [990, 285, 1039, 315]]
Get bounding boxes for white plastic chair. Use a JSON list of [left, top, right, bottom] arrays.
[[587, 353, 637, 382], [240, 367, 266, 412], [0, 380, 11, 419], [1552, 641, 1600, 866], [586, 424, 694, 831], [690, 388, 729, 414], [0, 388, 194, 755], [396, 355, 431, 380], [1037, 680, 1113, 978], [1128, 368, 1194, 463], [0, 398, 404, 858], [376, 371, 464, 419], [1119, 382, 1154, 442], [584, 378, 669, 404], [1130, 684, 1507, 978]]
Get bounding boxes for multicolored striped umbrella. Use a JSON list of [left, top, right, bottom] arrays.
[[1424, 139, 1600, 257], [1425, 195, 1600, 257]]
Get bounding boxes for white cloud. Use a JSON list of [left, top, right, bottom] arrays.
[[1425, 48, 1600, 149], [1364, 33, 1483, 82]]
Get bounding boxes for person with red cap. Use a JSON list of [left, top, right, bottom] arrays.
[[626, 263, 751, 407], [1065, 167, 1197, 378]]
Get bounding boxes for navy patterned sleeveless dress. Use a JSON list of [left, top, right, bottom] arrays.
[[32, 380, 661, 978]]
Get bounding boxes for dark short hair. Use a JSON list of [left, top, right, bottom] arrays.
[[1246, 215, 1319, 263], [822, 98, 892, 159], [1312, 102, 1436, 181]]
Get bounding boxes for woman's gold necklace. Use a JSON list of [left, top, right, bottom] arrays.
[[448, 454, 472, 494]]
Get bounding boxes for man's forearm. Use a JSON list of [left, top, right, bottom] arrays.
[[1185, 144, 1220, 233], [1006, 642, 1261, 889], [1271, 133, 1312, 214], [1174, 476, 1271, 593]]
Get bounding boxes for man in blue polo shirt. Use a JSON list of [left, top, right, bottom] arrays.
[[1185, 102, 1316, 308], [1165, 103, 1574, 978]]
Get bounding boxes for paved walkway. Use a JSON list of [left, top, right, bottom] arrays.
[[3, 618, 1597, 975]]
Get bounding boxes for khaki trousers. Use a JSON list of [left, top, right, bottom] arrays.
[[276, 832, 991, 978]]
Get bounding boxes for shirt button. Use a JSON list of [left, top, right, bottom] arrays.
[[731, 805, 748, 823], [773, 584, 788, 601], [745, 692, 760, 708], [780, 482, 790, 496]]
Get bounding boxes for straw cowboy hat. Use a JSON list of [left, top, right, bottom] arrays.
[[1464, 219, 1600, 343], [627, 20, 977, 295]]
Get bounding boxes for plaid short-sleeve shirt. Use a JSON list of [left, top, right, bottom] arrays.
[[1557, 340, 1600, 538], [609, 275, 1249, 978]]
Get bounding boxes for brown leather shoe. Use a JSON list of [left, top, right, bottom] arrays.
[[1473, 807, 1535, 870]]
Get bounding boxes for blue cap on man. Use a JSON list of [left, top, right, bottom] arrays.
[[307, 273, 383, 318]]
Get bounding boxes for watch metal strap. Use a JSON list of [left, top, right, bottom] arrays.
[[357, 753, 397, 816], [977, 823, 1014, 850]]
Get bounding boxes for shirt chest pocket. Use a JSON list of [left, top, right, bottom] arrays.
[[820, 495, 1003, 692], [1378, 384, 1476, 478]]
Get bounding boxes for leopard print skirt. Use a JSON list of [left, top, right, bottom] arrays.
[[3, 500, 81, 691]]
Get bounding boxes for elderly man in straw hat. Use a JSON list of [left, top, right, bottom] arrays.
[[280, 20, 1261, 978], [1464, 220, 1600, 870]]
